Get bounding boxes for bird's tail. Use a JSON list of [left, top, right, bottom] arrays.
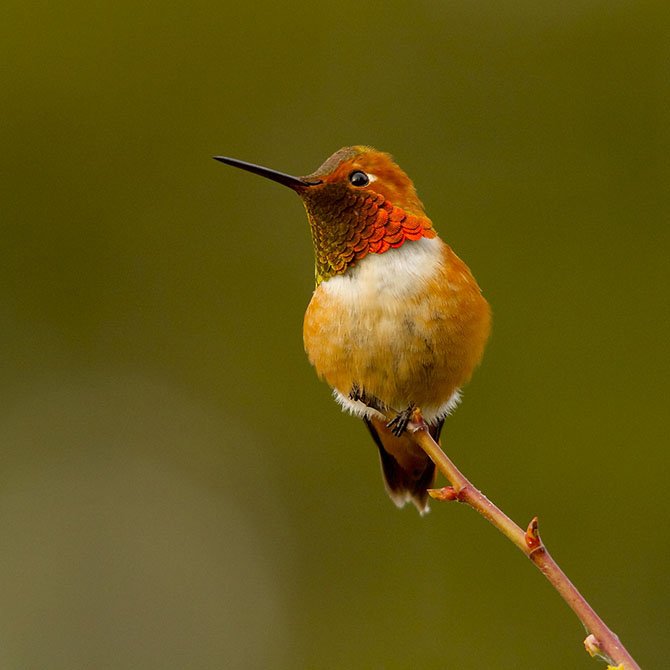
[[364, 416, 443, 515]]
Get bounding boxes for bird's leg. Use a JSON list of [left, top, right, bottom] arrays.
[[349, 384, 388, 415], [387, 404, 417, 437]]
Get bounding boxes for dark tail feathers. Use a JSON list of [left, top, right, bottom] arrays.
[[364, 417, 444, 515]]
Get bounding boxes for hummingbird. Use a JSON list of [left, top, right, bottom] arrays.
[[214, 147, 491, 514]]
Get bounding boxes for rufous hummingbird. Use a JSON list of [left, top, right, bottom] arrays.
[[214, 147, 491, 513]]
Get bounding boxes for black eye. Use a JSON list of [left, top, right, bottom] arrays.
[[348, 170, 369, 187]]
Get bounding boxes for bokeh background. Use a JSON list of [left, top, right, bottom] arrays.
[[2, 1, 668, 668]]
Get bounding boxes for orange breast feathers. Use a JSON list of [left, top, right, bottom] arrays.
[[302, 236, 491, 422]]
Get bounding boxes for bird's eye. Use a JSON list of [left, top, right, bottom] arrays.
[[348, 170, 369, 187]]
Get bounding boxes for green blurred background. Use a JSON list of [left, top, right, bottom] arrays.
[[1, 1, 668, 668]]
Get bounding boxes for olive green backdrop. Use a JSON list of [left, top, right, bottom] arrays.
[[1, 1, 668, 668]]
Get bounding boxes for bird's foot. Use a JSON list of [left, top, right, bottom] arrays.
[[387, 405, 416, 437], [349, 385, 387, 415]]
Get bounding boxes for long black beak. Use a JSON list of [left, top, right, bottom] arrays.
[[213, 156, 321, 190]]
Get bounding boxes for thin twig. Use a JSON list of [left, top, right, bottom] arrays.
[[407, 412, 641, 670]]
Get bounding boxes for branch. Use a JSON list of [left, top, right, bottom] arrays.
[[407, 411, 641, 670]]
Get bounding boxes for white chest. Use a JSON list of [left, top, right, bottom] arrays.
[[319, 236, 444, 307]]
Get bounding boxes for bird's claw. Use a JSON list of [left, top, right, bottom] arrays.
[[387, 406, 416, 437]]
